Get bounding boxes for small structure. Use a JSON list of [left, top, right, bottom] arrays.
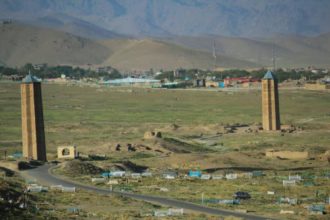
[[101, 172, 111, 178], [218, 199, 240, 205], [131, 173, 142, 179], [141, 172, 152, 177], [201, 174, 211, 180], [237, 172, 253, 178], [212, 174, 224, 180], [61, 187, 76, 192], [188, 171, 202, 178], [57, 146, 78, 159], [308, 204, 325, 215], [111, 171, 126, 177], [194, 79, 206, 87], [288, 175, 302, 181], [107, 180, 119, 185], [205, 81, 219, 88], [154, 208, 183, 217], [280, 210, 294, 214], [8, 152, 23, 159], [283, 180, 296, 187], [225, 173, 237, 180], [279, 197, 298, 205], [91, 178, 106, 183], [50, 185, 63, 191], [163, 172, 177, 179], [103, 77, 160, 87], [252, 171, 264, 177], [27, 184, 48, 192], [143, 131, 162, 139]]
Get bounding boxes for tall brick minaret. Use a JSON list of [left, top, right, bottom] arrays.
[[262, 70, 280, 131], [21, 73, 47, 161]]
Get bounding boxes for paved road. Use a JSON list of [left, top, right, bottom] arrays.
[[22, 164, 274, 220]]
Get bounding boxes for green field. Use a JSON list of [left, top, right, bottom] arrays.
[[1, 82, 329, 153], [1, 82, 330, 219]]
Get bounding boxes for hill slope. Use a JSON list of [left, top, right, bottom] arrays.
[[0, 23, 257, 70], [100, 39, 257, 71], [0, 23, 110, 66], [24, 13, 125, 40], [162, 34, 330, 68]]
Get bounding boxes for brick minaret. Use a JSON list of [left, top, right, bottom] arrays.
[[262, 70, 280, 131], [21, 73, 47, 161]]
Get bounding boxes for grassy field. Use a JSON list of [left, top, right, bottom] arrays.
[[1, 82, 329, 154], [1, 81, 330, 219]]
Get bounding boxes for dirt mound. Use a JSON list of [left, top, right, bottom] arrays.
[[103, 161, 148, 173], [122, 161, 148, 173], [63, 160, 104, 175]]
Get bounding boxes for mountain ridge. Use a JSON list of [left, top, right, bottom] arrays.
[[0, 22, 259, 71], [0, 0, 330, 38]]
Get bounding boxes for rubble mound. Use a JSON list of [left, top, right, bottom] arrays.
[[143, 131, 162, 139], [104, 161, 148, 173], [63, 160, 104, 175]]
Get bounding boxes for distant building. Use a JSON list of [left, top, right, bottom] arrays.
[[21, 73, 47, 161], [33, 63, 47, 70], [103, 77, 160, 87], [262, 71, 280, 131], [224, 77, 260, 87], [97, 66, 115, 74], [205, 81, 219, 87], [193, 79, 206, 87]]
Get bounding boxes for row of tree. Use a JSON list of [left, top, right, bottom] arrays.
[[0, 63, 122, 80], [155, 68, 328, 83], [0, 63, 328, 82]]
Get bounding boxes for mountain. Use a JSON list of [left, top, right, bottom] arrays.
[[99, 39, 257, 71], [161, 34, 330, 68], [0, 0, 329, 38], [0, 22, 110, 66], [25, 14, 126, 40], [0, 22, 257, 70]]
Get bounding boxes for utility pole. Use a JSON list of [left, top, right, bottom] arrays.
[[272, 43, 276, 72]]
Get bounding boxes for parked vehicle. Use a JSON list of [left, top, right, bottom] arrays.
[[234, 191, 251, 200]]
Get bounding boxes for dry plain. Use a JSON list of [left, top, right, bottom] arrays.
[[1, 82, 330, 219]]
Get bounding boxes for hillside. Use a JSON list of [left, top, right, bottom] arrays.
[[0, 23, 258, 70], [0, 22, 110, 67], [99, 39, 257, 71], [1, 22, 329, 70], [162, 34, 330, 68], [24, 13, 126, 40]]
